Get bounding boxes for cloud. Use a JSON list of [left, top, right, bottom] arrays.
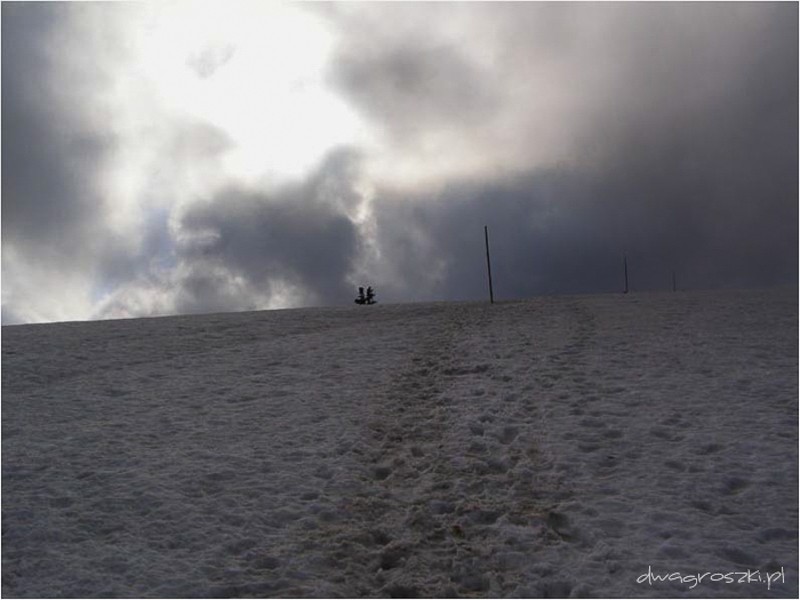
[[332, 37, 497, 143], [95, 149, 363, 319], [1, 3, 123, 323], [177, 167, 360, 309], [324, 3, 798, 189], [327, 2, 797, 298], [1, 2, 238, 323], [364, 158, 797, 305], [186, 43, 237, 79], [2, 4, 98, 250], [2, 2, 796, 323]]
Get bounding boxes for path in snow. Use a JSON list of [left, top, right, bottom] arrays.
[[289, 302, 569, 597], [2, 288, 797, 598]]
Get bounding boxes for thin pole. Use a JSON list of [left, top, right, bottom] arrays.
[[484, 225, 494, 304], [623, 253, 629, 294]]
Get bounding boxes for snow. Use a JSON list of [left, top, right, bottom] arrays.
[[2, 287, 797, 598]]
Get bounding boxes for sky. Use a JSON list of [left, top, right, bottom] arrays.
[[2, 1, 797, 324]]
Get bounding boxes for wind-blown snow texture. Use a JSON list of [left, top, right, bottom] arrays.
[[3, 288, 797, 598]]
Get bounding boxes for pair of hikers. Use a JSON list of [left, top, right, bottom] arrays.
[[354, 286, 376, 305]]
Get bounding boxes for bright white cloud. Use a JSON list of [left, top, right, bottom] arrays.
[[113, 1, 368, 188]]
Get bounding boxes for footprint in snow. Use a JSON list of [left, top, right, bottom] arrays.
[[494, 426, 519, 445]]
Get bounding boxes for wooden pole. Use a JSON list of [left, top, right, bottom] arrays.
[[484, 225, 494, 304], [623, 253, 629, 294]]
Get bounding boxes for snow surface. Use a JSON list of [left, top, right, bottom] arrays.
[[2, 287, 797, 598]]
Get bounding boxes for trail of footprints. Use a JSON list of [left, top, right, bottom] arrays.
[[300, 298, 778, 597], [304, 305, 583, 598]]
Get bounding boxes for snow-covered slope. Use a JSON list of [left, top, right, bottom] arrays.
[[2, 287, 797, 598]]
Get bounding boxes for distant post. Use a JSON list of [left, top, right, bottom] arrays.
[[623, 253, 629, 294], [484, 225, 494, 304]]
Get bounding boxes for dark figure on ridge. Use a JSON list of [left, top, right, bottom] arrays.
[[355, 286, 377, 305]]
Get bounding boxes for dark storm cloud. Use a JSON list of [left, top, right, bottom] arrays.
[[332, 39, 496, 144], [1, 2, 112, 264], [171, 149, 362, 314], [0, 2, 135, 323], [369, 159, 795, 304], [325, 2, 799, 164], [368, 172, 629, 302], [328, 2, 797, 300]]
